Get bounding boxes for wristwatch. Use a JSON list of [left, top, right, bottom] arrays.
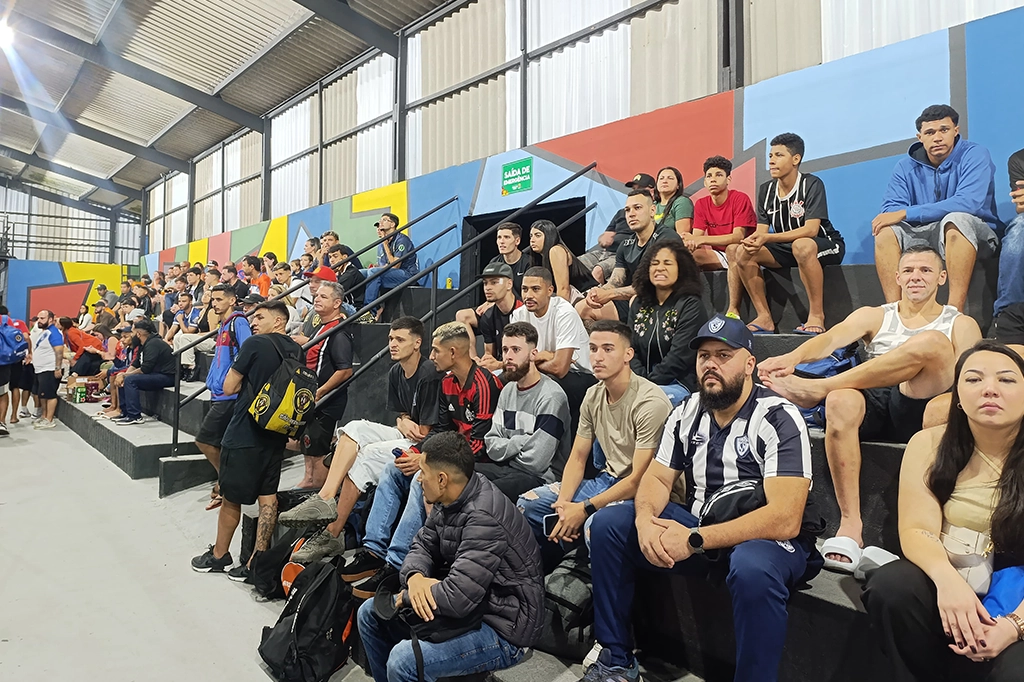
[[583, 499, 598, 517], [688, 527, 705, 555]]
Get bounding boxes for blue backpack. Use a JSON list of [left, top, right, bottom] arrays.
[[0, 315, 29, 365], [792, 343, 860, 428]]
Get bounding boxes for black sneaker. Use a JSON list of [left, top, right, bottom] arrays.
[[191, 546, 233, 573], [227, 564, 252, 583], [340, 549, 385, 582], [352, 564, 398, 600]]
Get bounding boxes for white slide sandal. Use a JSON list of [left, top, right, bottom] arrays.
[[854, 546, 899, 581], [822, 536, 862, 574]]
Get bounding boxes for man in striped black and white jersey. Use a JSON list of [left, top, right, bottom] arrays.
[[582, 314, 822, 682]]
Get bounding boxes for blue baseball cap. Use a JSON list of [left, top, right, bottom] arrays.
[[689, 314, 755, 352]]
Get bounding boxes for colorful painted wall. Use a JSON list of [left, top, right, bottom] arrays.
[[119, 7, 1020, 288], [5, 260, 126, 322]]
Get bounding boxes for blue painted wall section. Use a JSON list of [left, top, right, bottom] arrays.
[[7, 260, 67, 321]]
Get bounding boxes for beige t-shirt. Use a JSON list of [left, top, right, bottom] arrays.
[[578, 372, 672, 479]]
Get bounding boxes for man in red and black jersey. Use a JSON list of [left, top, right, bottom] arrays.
[[336, 321, 504, 597], [298, 281, 353, 489]]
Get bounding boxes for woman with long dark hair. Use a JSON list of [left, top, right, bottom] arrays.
[[863, 341, 1024, 680], [528, 219, 597, 304], [77, 304, 94, 332], [655, 166, 694, 236], [627, 239, 708, 406]]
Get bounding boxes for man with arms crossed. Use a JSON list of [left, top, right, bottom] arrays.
[[191, 301, 301, 579], [759, 246, 980, 571], [482, 321, 571, 500], [583, 315, 820, 682], [278, 316, 441, 563], [518, 320, 672, 571], [577, 190, 682, 322]]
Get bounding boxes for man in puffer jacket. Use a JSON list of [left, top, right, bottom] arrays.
[[356, 431, 544, 682]]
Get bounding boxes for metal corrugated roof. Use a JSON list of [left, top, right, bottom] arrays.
[[0, 36, 84, 108], [0, 156, 25, 177], [153, 107, 240, 160], [6, 0, 119, 43], [40, 129, 134, 178], [0, 107, 43, 152], [83, 187, 128, 206], [348, 0, 452, 31], [58, 63, 193, 146], [21, 165, 95, 197], [100, 0, 311, 94], [112, 156, 167, 188], [219, 15, 367, 115]]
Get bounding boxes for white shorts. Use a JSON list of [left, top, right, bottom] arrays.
[[711, 249, 729, 269], [337, 419, 414, 492]]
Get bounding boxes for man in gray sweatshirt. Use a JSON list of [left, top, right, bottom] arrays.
[[481, 321, 571, 500]]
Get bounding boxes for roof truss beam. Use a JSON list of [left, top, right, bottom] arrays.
[[0, 93, 189, 173], [0, 144, 143, 200], [289, 0, 399, 56], [9, 13, 264, 132]]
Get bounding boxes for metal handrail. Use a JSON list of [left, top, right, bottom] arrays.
[[334, 200, 598, 395]]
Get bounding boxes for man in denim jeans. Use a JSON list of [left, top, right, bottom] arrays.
[[993, 148, 1024, 321], [356, 432, 542, 682], [362, 213, 419, 319], [111, 319, 176, 426], [517, 320, 672, 572]]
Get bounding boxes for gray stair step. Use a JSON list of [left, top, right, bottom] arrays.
[[56, 398, 199, 479]]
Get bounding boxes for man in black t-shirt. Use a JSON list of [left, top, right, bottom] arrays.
[[191, 301, 302, 579], [578, 189, 682, 323], [578, 172, 657, 283], [111, 319, 175, 425], [474, 262, 523, 372], [299, 282, 354, 490], [328, 243, 367, 310], [455, 223, 530, 350], [279, 316, 442, 564], [727, 133, 845, 336]]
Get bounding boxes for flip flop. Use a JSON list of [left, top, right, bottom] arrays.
[[854, 546, 899, 581], [821, 536, 863, 574], [794, 324, 826, 335], [746, 324, 775, 335]]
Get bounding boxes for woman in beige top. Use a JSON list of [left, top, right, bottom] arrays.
[[863, 341, 1024, 680]]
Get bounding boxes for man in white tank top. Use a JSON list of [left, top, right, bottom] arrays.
[[756, 246, 980, 572]]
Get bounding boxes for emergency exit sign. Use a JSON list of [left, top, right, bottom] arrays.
[[502, 157, 533, 195]]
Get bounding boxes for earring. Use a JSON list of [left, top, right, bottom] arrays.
[[957, 403, 963, 410]]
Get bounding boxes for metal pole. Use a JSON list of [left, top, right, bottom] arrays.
[[261, 117, 272, 221], [171, 352, 181, 456], [519, 0, 529, 147], [186, 161, 196, 244], [393, 29, 408, 182]]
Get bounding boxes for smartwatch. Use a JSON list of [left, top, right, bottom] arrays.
[[688, 527, 705, 555], [583, 499, 598, 517]]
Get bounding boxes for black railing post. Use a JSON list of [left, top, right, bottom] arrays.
[[428, 270, 438, 336], [171, 351, 181, 456]]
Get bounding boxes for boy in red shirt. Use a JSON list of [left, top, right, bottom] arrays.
[[686, 155, 757, 271]]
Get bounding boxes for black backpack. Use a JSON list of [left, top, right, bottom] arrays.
[[251, 527, 306, 600], [535, 547, 595, 660], [259, 557, 358, 682]]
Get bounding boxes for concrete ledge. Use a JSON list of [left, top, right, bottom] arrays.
[[57, 398, 199, 479], [158, 454, 216, 498]]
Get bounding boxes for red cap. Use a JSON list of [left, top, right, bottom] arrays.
[[303, 265, 337, 282]]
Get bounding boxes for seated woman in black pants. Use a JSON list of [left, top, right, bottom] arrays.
[[863, 340, 1024, 681]]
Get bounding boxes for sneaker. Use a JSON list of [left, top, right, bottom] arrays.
[[291, 529, 346, 564], [116, 416, 145, 426], [18, 407, 31, 419], [191, 546, 232, 573], [0, 422, 8, 437], [341, 549, 385, 582], [31, 412, 44, 423], [579, 652, 642, 682], [352, 564, 398, 600], [100, 401, 111, 408], [33, 419, 56, 430], [227, 564, 252, 583], [278, 495, 338, 527]]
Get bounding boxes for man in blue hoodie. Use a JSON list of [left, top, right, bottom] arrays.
[[872, 104, 1000, 311]]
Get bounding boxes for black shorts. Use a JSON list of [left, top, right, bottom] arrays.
[[765, 237, 845, 269], [993, 303, 1024, 345], [614, 299, 630, 323], [33, 371, 60, 400], [196, 400, 236, 448], [18, 363, 34, 391], [219, 442, 285, 505], [0, 363, 10, 390], [859, 386, 930, 444]]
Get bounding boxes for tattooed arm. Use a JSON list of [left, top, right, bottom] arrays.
[[585, 267, 635, 308], [898, 427, 963, 585]]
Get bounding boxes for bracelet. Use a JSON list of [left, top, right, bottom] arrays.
[[1005, 613, 1024, 641]]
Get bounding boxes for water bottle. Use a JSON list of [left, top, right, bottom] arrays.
[[445, 277, 452, 289]]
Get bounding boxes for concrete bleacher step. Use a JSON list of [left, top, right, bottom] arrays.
[[56, 397, 199, 480]]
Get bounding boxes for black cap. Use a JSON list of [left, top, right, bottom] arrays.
[[374, 212, 400, 228], [116, 325, 133, 335], [479, 262, 514, 280], [97, 284, 108, 292], [689, 314, 755, 352], [241, 294, 266, 306], [626, 173, 657, 190]]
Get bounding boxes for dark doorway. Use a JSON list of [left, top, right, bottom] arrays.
[[459, 197, 588, 306]]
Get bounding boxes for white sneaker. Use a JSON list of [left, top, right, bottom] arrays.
[[18, 407, 31, 418], [33, 419, 56, 430]]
